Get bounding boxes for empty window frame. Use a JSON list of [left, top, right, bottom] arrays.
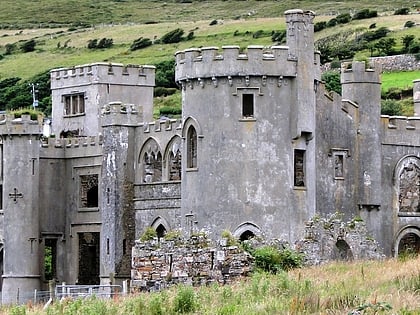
[[187, 126, 197, 169], [63, 93, 85, 116], [80, 174, 99, 208], [294, 149, 305, 187], [242, 93, 254, 118]]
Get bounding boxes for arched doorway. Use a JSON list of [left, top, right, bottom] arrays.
[[395, 228, 420, 257], [333, 239, 354, 261]]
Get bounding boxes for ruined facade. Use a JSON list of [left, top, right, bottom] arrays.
[[0, 9, 419, 303]]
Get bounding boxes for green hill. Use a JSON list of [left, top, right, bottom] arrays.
[[1, 0, 419, 80]]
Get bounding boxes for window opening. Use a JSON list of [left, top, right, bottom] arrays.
[[240, 230, 255, 242], [156, 224, 167, 239], [44, 239, 57, 281], [294, 150, 305, 187], [242, 93, 254, 117], [80, 174, 99, 208], [334, 154, 344, 178], [398, 233, 420, 256], [143, 151, 162, 183], [399, 161, 420, 212], [187, 126, 197, 169], [63, 93, 85, 116], [123, 239, 127, 255], [169, 144, 182, 180]]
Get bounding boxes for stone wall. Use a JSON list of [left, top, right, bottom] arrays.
[[131, 215, 385, 291], [296, 213, 385, 265], [370, 54, 420, 72], [131, 234, 253, 291]]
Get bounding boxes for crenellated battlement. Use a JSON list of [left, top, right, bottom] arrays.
[[0, 114, 42, 135], [140, 118, 182, 135], [175, 45, 300, 82], [101, 102, 143, 127], [382, 115, 420, 146], [39, 134, 103, 159], [341, 61, 381, 85], [51, 62, 155, 88]]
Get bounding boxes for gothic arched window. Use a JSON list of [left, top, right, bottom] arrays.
[[187, 126, 197, 169]]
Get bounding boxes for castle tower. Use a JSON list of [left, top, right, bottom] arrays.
[[414, 79, 420, 117], [175, 10, 318, 243], [100, 102, 142, 286], [50, 63, 155, 137], [1, 115, 42, 304], [341, 62, 382, 210]]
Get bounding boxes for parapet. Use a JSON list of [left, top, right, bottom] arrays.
[[50, 62, 155, 88], [341, 61, 381, 85], [382, 115, 420, 146], [40, 135, 103, 158], [175, 45, 298, 82], [0, 114, 42, 136], [141, 118, 182, 135], [101, 102, 143, 127]]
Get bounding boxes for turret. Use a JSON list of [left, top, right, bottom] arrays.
[[50, 63, 155, 137], [341, 61, 382, 208], [100, 102, 141, 286], [0, 115, 42, 304]]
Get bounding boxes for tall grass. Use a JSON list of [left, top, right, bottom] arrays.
[[1, 256, 419, 314]]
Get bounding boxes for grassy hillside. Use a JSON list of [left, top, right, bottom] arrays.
[[2, 256, 420, 314], [0, 1, 420, 81]]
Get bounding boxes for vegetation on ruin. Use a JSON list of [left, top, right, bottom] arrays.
[[0, 255, 418, 314]]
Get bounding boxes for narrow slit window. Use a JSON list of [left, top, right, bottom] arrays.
[[242, 94, 254, 117], [187, 126, 197, 169], [334, 154, 344, 178], [294, 150, 305, 187]]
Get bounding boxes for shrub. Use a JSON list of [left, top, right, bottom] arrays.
[[154, 87, 178, 97], [96, 37, 113, 49], [409, 41, 420, 54], [271, 30, 286, 43], [404, 21, 416, 28], [186, 31, 194, 41], [326, 18, 338, 27], [209, 19, 218, 26], [322, 70, 341, 95], [353, 9, 377, 20], [314, 21, 327, 32], [140, 227, 157, 241], [160, 28, 185, 44], [381, 99, 403, 116], [87, 38, 98, 49], [159, 105, 182, 117], [253, 246, 303, 273], [130, 37, 152, 51], [20, 39, 36, 52], [394, 7, 410, 15], [173, 285, 196, 313], [336, 13, 352, 24]]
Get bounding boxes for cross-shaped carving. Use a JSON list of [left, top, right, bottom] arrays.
[[9, 188, 23, 203]]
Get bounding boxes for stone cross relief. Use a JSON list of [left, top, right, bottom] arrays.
[[9, 187, 23, 203]]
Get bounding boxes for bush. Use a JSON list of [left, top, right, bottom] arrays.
[[381, 100, 403, 116], [314, 21, 327, 32], [253, 246, 304, 273], [353, 9, 377, 20], [159, 106, 182, 117], [96, 37, 113, 49], [326, 18, 338, 27], [209, 19, 218, 26], [394, 7, 410, 15], [173, 285, 196, 313], [20, 39, 36, 52], [130, 37, 152, 51], [140, 227, 157, 241], [271, 30, 286, 43], [160, 28, 185, 44], [404, 21, 416, 28], [336, 13, 352, 24], [322, 70, 341, 95], [154, 87, 178, 97]]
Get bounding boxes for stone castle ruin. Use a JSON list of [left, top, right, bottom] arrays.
[[0, 9, 419, 303]]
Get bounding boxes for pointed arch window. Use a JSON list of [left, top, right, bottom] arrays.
[[143, 151, 162, 183], [168, 137, 182, 181], [187, 126, 197, 169]]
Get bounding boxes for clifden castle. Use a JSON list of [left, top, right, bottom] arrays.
[[0, 9, 419, 303]]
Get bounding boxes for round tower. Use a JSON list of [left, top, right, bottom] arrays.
[[175, 10, 318, 243], [1, 115, 42, 304]]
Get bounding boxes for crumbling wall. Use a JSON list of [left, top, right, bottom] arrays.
[[296, 213, 385, 265], [131, 235, 253, 291]]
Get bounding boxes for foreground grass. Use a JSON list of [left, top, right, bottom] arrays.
[[3, 256, 419, 314]]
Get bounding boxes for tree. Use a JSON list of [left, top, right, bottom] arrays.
[[321, 70, 341, 95], [130, 37, 152, 51], [402, 35, 415, 53], [155, 59, 176, 88], [374, 38, 396, 56], [160, 28, 185, 44]]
